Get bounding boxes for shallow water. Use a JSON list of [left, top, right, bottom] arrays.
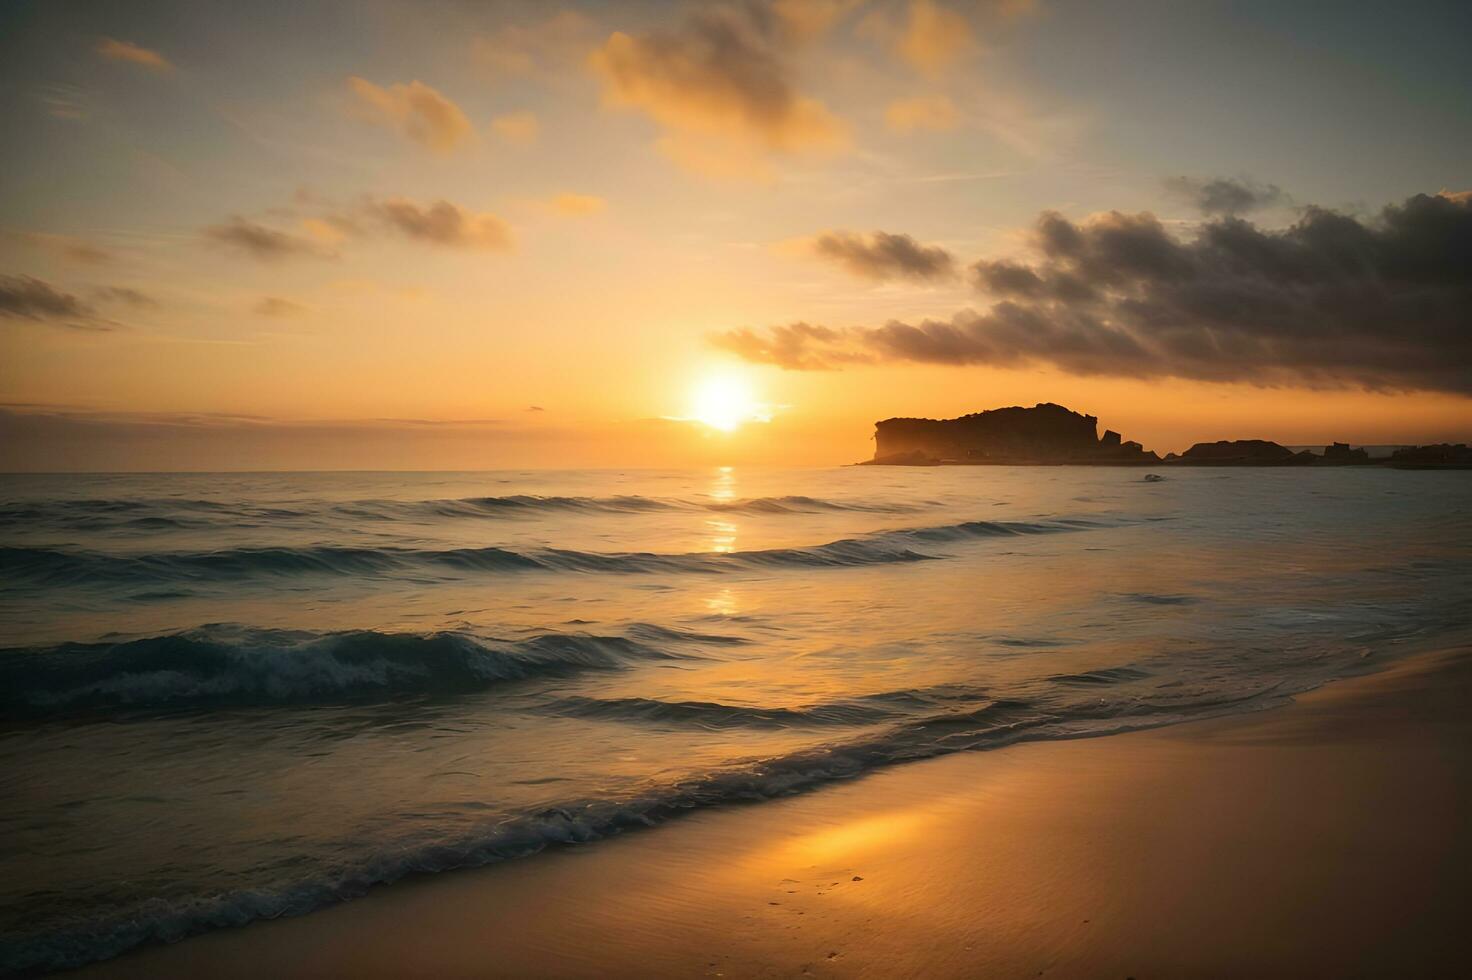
[[2, 466, 1469, 973]]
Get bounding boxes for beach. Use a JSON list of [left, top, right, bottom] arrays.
[[78, 646, 1471, 978]]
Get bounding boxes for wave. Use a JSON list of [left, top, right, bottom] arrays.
[[1050, 666, 1152, 686], [0, 517, 1114, 590], [0, 493, 929, 534], [0, 675, 1293, 975], [0, 625, 703, 719], [702, 495, 926, 515], [541, 683, 992, 731]]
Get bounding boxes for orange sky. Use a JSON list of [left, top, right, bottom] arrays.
[[2, 0, 1469, 470]]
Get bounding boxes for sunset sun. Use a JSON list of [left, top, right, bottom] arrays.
[[689, 374, 762, 432]]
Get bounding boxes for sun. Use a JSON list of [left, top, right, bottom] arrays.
[[689, 374, 762, 432]]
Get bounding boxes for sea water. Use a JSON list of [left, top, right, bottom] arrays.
[[2, 466, 1469, 972]]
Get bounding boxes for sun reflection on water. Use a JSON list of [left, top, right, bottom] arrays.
[[710, 465, 736, 502], [707, 519, 738, 553], [705, 588, 739, 617]]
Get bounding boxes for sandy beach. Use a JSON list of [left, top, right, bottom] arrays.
[[77, 647, 1471, 979]]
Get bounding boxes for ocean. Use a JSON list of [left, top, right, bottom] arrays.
[[2, 466, 1469, 973]]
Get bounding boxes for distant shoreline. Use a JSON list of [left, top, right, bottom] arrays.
[[857, 457, 1472, 468], [864, 403, 1472, 468]]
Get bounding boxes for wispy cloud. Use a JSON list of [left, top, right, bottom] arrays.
[[204, 217, 331, 263], [93, 286, 157, 308], [346, 77, 474, 154], [365, 198, 514, 251], [884, 94, 960, 132], [802, 230, 957, 282], [0, 274, 111, 330], [549, 192, 606, 216], [252, 296, 306, 317], [491, 111, 540, 147], [205, 195, 516, 261], [35, 83, 92, 120], [95, 37, 174, 73], [17, 232, 113, 265], [473, 11, 597, 79]]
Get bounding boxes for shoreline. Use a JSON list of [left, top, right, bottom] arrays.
[[77, 647, 1472, 978]]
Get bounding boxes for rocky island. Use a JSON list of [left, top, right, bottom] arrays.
[[861, 403, 1472, 468], [868, 403, 1158, 466]]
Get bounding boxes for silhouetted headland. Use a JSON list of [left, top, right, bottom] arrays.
[[861, 402, 1472, 468]]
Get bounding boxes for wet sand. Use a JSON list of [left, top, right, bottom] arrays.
[[82, 648, 1472, 979]]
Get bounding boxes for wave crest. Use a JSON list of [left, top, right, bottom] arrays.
[[0, 517, 1113, 591], [0, 625, 696, 718]]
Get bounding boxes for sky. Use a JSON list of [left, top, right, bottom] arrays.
[[1, 0, 1469, 470]]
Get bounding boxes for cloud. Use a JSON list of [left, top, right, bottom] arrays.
[[95, 38, 173, 73], [589, 1, 848, 178], [94, 286, 157, 308], [492, 111, 540, 146], [808, 230, 956, 282], [253, 296, 305, 317], [1164, 176, 1286, 216], [365, 198, 514, 250], [301, 217, 352, 246], [36, 83, 91, 120], [867, 0, 976, 78], [550, 192, 606, 216], [346, 77, 474, 154], [712, 322, 874, 369], [207, 197, 514, 260], [712, 191, 1472, 394], [204, 217, 329, 262], [18, 232, 112, 265], [884, 94, 960, 132], [473, 11, 597, 78], [771, 0, 864, 40], [0, 274, 109, 330]]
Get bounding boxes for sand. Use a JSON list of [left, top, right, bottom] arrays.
[[80, 649, 1472, 979]]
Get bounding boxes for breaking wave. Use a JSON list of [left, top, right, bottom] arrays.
[[0, 625, 708, 719], [0, 675, 1293, 975]]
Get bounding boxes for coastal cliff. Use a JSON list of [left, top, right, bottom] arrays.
[[869, 403, 1157, 465]]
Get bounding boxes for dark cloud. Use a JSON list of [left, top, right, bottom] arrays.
[[712, 191, 1472, 393], [204, 217, 325, 262], [1164, 176, 1285, 216], [0, 274, 108, 329], [810, 231, 956, 282]]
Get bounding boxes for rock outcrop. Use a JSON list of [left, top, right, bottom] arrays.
[[1388, 444, 1472, 468], [868, 403, 1158, 465], [1321, 442, 1370, 464], [1179, 440, 1313, 465]]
